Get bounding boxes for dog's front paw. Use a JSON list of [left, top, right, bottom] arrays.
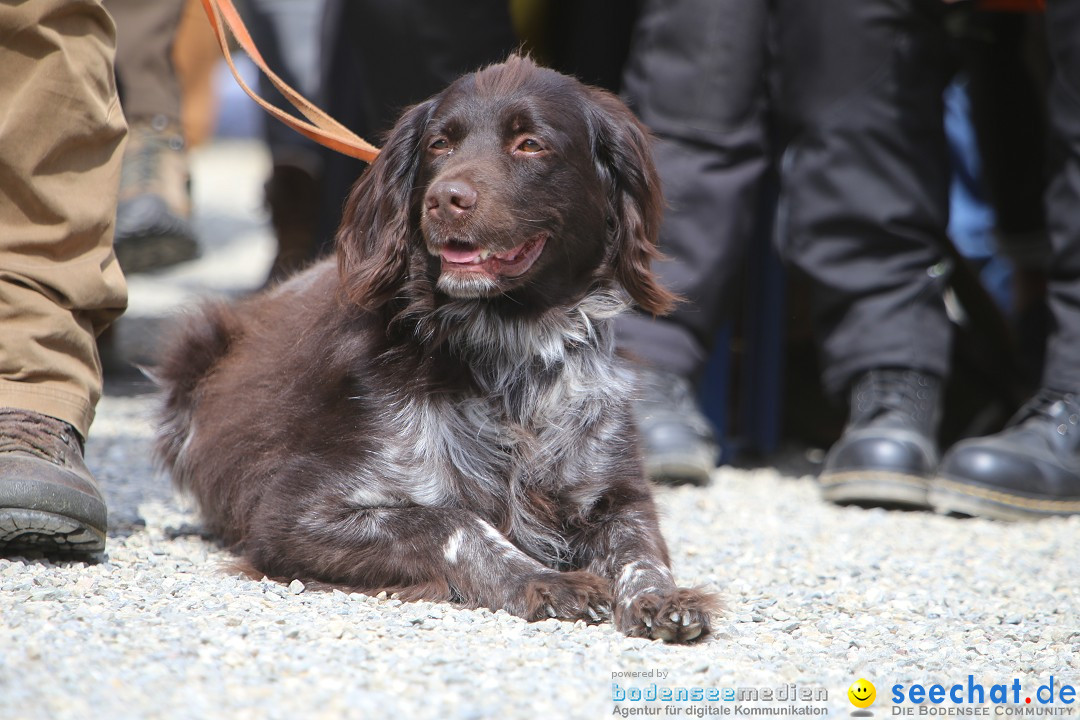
[[616, 587, 721, 643], [522, 570, 612, 624]]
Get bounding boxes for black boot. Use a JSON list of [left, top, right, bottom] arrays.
[[635, 368, 719, 486], [932, 389, 1080, 520], [820, 369, 941, 508]]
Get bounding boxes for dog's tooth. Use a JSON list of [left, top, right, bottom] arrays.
[[546, 604, 557, 618], [670, 612, 681, 623], [682, 614, 691, 626], [643, 615, 653, 628]]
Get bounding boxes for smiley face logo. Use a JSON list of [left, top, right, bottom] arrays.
[[848, 679, 876, 708]]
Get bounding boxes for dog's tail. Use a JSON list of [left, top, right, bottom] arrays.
[[154, 301, 242, 484]]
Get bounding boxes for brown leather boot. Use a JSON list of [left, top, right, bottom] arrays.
[[0, 409, 107, 556], [114, 116, 199, 274]]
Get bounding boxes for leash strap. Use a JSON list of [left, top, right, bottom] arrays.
[[199, 0, 380, 162]]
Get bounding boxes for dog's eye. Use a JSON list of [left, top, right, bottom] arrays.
[[515, 138, 544, 154], [430, 138, 450, 152]]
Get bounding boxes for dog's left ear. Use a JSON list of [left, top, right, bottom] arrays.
[[586, 88, 677, 316], [337, 98, 437, 310]]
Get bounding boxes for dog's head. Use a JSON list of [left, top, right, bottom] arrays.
[[337, 55, 674, 316]]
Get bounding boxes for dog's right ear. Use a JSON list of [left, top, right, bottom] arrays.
[[337, 98, 437, 310]]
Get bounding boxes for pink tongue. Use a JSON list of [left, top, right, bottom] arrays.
[[441, 246, 483, 263]]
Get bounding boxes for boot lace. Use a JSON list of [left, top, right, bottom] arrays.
[[122, 120, 184, 196], [1011, 389, 1080, 435], [0, 409, 81, 466], [850, 369, 938, 429]]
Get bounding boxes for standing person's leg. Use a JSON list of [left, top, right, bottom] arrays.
[[615, 0, 771, 485], [316, 0, 518, 255], [0, 0, 128, 555], [934, 0, 1080, 519], [106, 0, 197, 273], [238, 0, 328, 282], [109, 0, 186, 124], [1039, 0, 1080, 400], [774, 0, 954, 507]]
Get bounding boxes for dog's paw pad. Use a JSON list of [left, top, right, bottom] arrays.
[[617, 587, 721, 643], [524, 571, 612, 624]]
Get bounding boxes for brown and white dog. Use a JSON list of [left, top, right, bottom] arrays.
[[156, 56, 718, 643]]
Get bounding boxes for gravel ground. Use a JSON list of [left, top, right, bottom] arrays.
[[3, 143, 1077, 720]]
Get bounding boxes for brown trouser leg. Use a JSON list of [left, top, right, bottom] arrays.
[[0, 0, 129, 439], [106, 0, 186, 123]]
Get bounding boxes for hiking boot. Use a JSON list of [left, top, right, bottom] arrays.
[[820, 368, 941, 508], [635, 368, 719, 486], [931, 389, 1080, 520], [114, 115, 199, 273], [0, 409, 107, 556]]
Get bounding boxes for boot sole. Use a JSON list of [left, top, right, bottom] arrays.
[[929, 477, 1080, 521], [0, 468, 108, 556], [645, 451, 716, 487], [0, 508, 105, 555], [114, 232, 199, 274], [819, 470, 931, 509]]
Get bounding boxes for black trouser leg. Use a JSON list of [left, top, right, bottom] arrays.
[[773, 0, 954, 397], [615, 0, 771, 379], [1042, 0, 1080, 393]]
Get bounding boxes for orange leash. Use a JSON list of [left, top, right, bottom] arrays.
[[199, 0, 380, 162]]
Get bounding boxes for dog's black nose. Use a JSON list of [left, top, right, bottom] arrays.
[[426, 179, 477, 220]]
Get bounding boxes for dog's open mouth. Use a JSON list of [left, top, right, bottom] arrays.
[[434, 234, 547, 279]]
